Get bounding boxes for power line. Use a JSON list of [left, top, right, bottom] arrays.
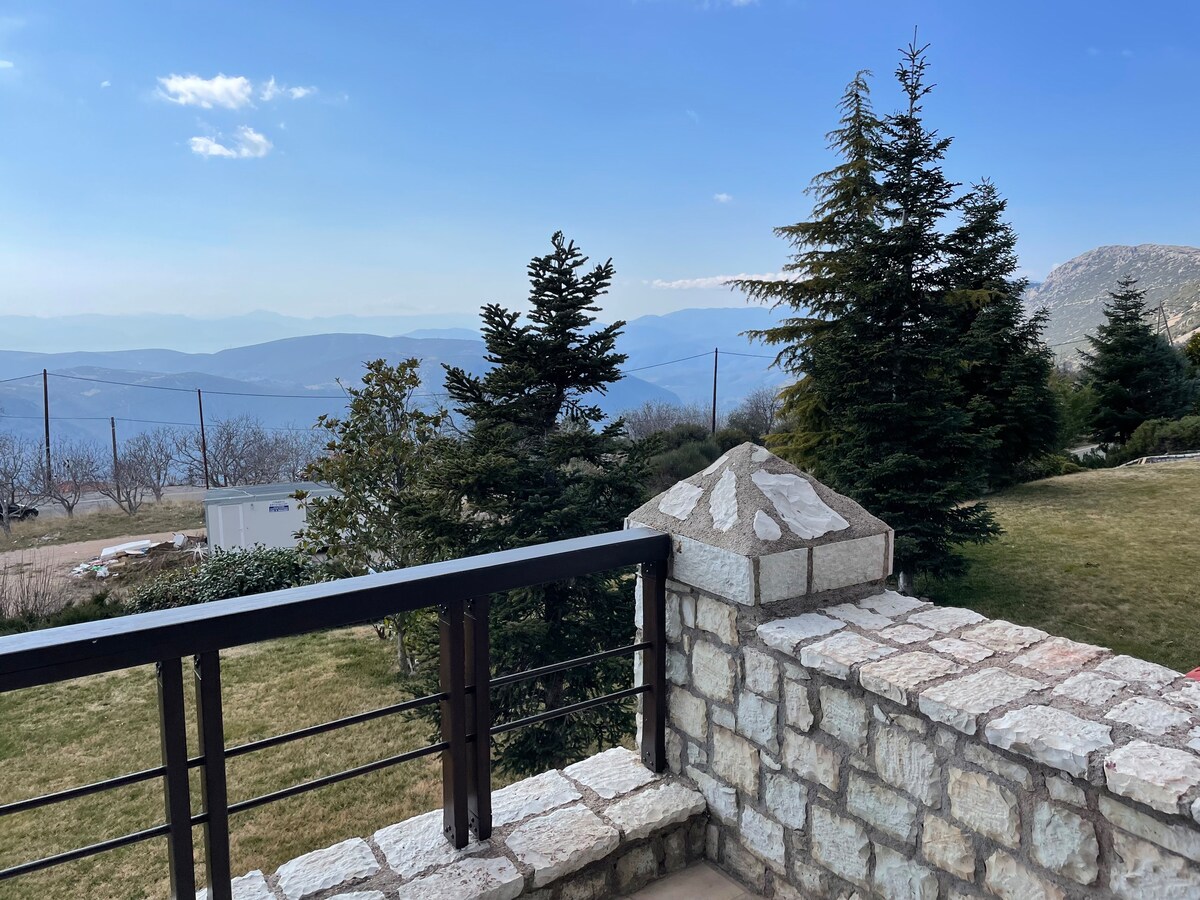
[[0, 372, 41, 385], [717, 349, 775, 360], [620, 352, 713, 374], [47, 371, 350, 400]]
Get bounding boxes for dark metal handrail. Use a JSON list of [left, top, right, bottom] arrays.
[[0, 527, 671, 900]]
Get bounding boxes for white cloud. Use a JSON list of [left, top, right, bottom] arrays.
[[159, 73, 253, 109], [713, 192, 733, 203], [686, 108, 699, 124], [651, 272, 790, 290], [288, 85, 313, 99], [261, 76, 316, 101], [0, 59, 13, 69], [189, 126, 272, 159], [100, 79, 111, 88]]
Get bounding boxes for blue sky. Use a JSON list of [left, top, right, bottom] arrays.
[[1, 1, 1198, 325]]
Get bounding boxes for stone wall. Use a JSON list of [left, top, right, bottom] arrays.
[[632, 443, 1200, 899]]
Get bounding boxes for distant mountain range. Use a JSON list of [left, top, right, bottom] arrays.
[[1025, 244, 1200, 354], [0, 307, 786, 445]]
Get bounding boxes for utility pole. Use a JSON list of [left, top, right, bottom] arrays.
[[1161, 303, 1174, 344], [110, 417, 120, 498], [710, 348, 719, 435], [42, 369, 51, 490], [197, 389, 211, 491]]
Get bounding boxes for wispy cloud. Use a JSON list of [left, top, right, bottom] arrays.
[[651, 272, 789, 290], [713, 192, 732, 204], [261, 76, 316, 101], [100, 79, 111, 88], [0, 59, 13, 70], [159, 73, 253, 109], [686, 109, 700, 124], [189, 126, 272, 159]]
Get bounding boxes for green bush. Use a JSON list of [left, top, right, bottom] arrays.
[[1110, 416, 1200, 464], [1010, 454, 1084, 484], [127, 547, 318, 613], [0, 591, 123, 636], [714, 427, 754, 453]]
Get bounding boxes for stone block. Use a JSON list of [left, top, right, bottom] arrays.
[[1167, 681, 1200, 713], [1104, 740, 1200, 814], [927, 637, 994, 664], [330, 892, 385, 900], [374, 810, 487, 879], [1046, 774, 1087, 807], [666, 592, 683, 642], [872, 703, 927, 735], [784, 677, 814, 731], [668, 532, 755, 605], [801, 631, 897, 680], [764, 772, 807, 830], [906, 606, 986, 634], [879, 623, 935, 645], [873, 843, 938, 900], [963, 742, 1032, 789], [1109, 829, 1200, 898], [506, 804, 620, 888], [858, 651, 961, 705], [491, 769, 582, 827], [959, 619, 1047, 652], [921, 815, 975, 880], [605, 781, 705, 841], [742, 805, 786, 871], [874, 726, 939, 806], [713, 726, 760, 795], [669, 688, 707, 742], [947, 767, 1020, 848], [722, 839, 768, 892], [918, 668, 1045, 735], [846, 773, 918, 844], [615, 845, 658, 894], [743, 647, 780, 698], [696, 593, 738, 645], [712, 704, 734, 730], [810, 806, 870, 888], [691, 640, 737, 702], [681, 592, 696, 628], [984, 704, 1112, 777], [563, 747, 656, 800], [1097, 655, 1179, 687], [819, 685, 868, 752], [1012, 635, 1105, 676], [824, 602, 893, 630], [759, 546, 809, 604], [197, 871, 272, 900], [1052, 671, 1127, 706], [737, 690, 780, 751], [276, 838, 381, 900], [1100, 795, 1200, 863], [667, 648, 688, 686], [860, 590, 927, 616], [1032, 802, 1099, 885], [558, 868, 609, 900], [394, 857, 524, 900], [1106, 697, 1194, 737], [757, 613, 844, 654], [663, 829, 687, 872], [984, 851, 1066, 900], [783, 730, 840, 790], [811, 533, 886, 593], [686, 767, 737, 823]]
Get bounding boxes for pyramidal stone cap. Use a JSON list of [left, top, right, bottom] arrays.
[[628, 443, 892, 606]]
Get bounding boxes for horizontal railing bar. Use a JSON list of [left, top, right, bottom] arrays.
[[489, 684, 647, 736], [491, 642, 652, 689], [0, 823, 171, 881], [225, 692, 446, 759], [0, 766, 166, 818], [0, 528, 669, 692], [226, 741, 450, 815]]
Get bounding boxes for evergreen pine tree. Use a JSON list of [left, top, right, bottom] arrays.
[[1082, 276, 1197, 443], [425, 232, 652, 775]]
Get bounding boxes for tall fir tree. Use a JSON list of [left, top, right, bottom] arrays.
[[424, 232, 652, 775], [1082, 276, 1197, 443]]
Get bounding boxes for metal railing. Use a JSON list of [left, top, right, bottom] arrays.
[[0, 527, 671, 899]]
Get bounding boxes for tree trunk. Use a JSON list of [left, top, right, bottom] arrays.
[[898, 570, 912, 594]]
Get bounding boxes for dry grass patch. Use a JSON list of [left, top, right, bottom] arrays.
[[0, 502, 205, 553], [927, 461, 1200, 672]]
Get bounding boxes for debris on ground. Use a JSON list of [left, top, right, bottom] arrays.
[[70, 533, 206, 580]]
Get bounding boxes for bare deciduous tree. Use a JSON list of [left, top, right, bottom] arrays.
[[620, 401, 710, 441], [0, 432, 42, 536], [122, 427, 178, 501], [39, 439, 104, 518], [727, 386, 783, 439], [175, 416, 325, 487]]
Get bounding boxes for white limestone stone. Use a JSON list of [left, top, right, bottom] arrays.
[[711, 705, 734, 730], [667, 648, 688, 686], [824, 602, 893, 630], [330, 893, 385, 900], [374, 810, 488, 880], [873, 704, 927, 735], [1191, 728, 1200, 753], [505, 804, 620, 888], [563, 747, 656, 800], [927, 637, 994, 664], [800, 631, 897, 680], [758, 546, 809, 604], [984, 851, 1066, 900], [811, 533, 885, 593], [1047, 774, 1087, 807], [750, 469, 849, 539], [741, 805, 786, 871], [858, 651, 962, 705], [874, 726, 939, 806], [702, 452, 731, 475], [669, 688, 707, 741], [810, 806, 871, 888], [757, 613, 843, 653], [605, 781, 705, 841], [1012, 635, 1106, 677], [784, 677, 814, 732], [691, 640, 736, 702], [959, 620, 1048, 653], [1110, 829, 1200, 898], [907, 606, 986, 634], [743, 647, 780, 698], [873, 843, 938, 900], [751, 446, 771, 463], [276, 838, 381, 900], [859, 590, 927, 617], [818, 685, 868, 751], [948, 768, 1021, 847], [686, 767, 737, 823], [490, 770, 582, 827], [713, 726, 760, 795], [395, 857, 523, 900], [658, 481, 704, 519], [1165, 681, 1200, 712], [764, 773, 807, 829], [1099, 795, 1200, 863], [984, 704, 1113, 777], [1097, 655, 1180, 687], [964, 742, 1032, 789], [709, 469, 739, 532], [696, 594, 738, 645], [1052, 671, 1127, 706], [879, 623, 935, 645], [921, 816, 975, 880], [737, 690, 779, 751], [1032, 802, 1099, 884], [196, 871, 272, 900], [918, 668, 1045, 735], [783, 730, 840, 790], [846, 773, 918, 844], [1104, 740, 1200, 814], [753, 509, 782, 541], [1106, 697, 1194, 736], [669, 532, 755, 605]]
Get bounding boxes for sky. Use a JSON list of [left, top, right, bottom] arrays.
[[1, 1, 1199, 327]]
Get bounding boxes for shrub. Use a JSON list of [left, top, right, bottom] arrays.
[[1110, 416, 1200, 464], [127, 546, 318, 613], [0, 591, 122, 636], [1010, 454, 1084, 484]]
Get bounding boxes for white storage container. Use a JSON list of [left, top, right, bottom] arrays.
[[202, 482, 339, 551]]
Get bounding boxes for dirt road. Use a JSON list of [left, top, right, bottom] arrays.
[[0, 531, 192, 584]]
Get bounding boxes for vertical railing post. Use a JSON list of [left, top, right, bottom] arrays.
[[194, 651, 232, 900], [439, 598, 470, 849], [464, 596, 492, 840], [157, 658, 196, 899], [639, 559, 668, 772]]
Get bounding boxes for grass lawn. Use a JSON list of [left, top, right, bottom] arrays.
[[0, 502, 205, 552], [926, 461, 1200, 673], [0, 627, 485, 900]]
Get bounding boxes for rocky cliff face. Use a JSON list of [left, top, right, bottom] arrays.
[[1024, 244, 1200, 354]]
